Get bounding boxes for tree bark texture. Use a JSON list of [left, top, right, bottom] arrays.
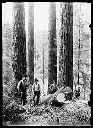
[[48, 2, 57, 93], [12, 3, 26, 81], [59, 3, 73, 99], [27, 3, 34, 84]]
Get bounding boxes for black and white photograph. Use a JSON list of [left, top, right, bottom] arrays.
[[2, 2, 91, 126]]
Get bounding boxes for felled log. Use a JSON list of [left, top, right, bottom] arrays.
[[41, 86, 72, 104]]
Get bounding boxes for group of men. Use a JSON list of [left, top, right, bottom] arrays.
[[17, 75, 80, 108], [17, 75, 41, 107]]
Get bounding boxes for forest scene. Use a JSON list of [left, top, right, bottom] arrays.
[[2, 2, 91, 126]]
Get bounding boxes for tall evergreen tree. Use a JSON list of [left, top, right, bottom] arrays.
[[59, 3, 73, 99], [12, 3, 26, 81], [27, 3, 34, 84], [48, 2, 57, 93]]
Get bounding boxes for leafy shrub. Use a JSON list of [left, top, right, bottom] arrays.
[[2, 87, 24, 125], [2, 97, 23, 124], [64, 101, 91, 124]]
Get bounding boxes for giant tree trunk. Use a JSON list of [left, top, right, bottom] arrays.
[[48, 2, 57, 94], [27, 3, 34, 84], [12, 3, 26, 81], [59, 3, 73, 99]]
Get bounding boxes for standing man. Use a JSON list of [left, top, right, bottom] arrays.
[[17, 75, 28, 106], [32, 78, 41, 106]]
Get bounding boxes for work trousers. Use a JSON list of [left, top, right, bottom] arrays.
[[33, 91, 40, 106], [21, 91, 26, 106]]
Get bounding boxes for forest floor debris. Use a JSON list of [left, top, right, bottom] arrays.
[[3, 98, 90, 126], [3, 88, 91, 126]]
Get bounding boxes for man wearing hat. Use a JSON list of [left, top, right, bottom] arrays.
[[32, 78, 41, 106], [17, 74, 29, 107]]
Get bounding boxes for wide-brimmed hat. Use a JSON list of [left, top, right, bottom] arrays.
[[35, 78, 39, 82]]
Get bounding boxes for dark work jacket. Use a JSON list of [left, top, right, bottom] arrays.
[[20, 80, 26, 93]]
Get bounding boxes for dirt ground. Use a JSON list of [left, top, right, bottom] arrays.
[[4, 98, 90, 126], [3, 87, 91, 126]]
